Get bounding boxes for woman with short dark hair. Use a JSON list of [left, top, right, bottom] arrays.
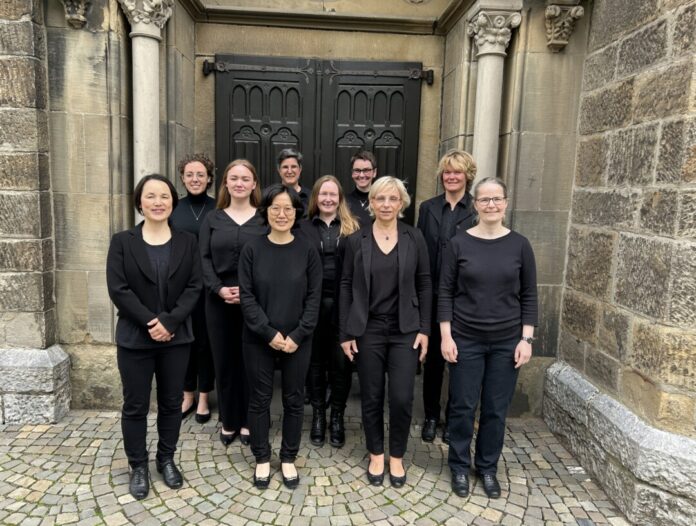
[[239, 184, 322, 490], [106, 174, 202, 500]]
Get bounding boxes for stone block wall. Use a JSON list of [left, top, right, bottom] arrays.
[[545, 0, 696, 522]]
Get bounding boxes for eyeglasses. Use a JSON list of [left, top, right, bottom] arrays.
[[268, 206, 296, 216], [184, 172, 208, 179], [352, 168, 374, 175], [475, 197, 507, 206], [373, 195, 401, 204]]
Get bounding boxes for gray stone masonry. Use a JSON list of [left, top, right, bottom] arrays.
[[0, 0, 70, 423]]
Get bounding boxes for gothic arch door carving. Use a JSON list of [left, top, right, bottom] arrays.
[[214, 55, 423, 222]]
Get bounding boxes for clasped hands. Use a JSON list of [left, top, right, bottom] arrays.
[[270, 332, 299, 353], [341, 333, 428, 363], [218, 286, 240, 304], [147, 318, 173, 342]]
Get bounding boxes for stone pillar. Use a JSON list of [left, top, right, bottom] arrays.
[[117, 0, 173, 186], [0, 0, 71, 423], [467, 3, 522, 180]]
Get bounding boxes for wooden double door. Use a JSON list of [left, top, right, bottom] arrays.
[[212, 55, 424, 222]]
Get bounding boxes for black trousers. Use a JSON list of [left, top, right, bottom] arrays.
[[422, 306, 448, 422], [448, 335, 520, 476], [183, 293, 215, 393], [244, 338, 312, 463], [206, 295, 249, 431], [117, 343, 190, 468], [308, 296, 353, 412], [356, 316, 418, 457]]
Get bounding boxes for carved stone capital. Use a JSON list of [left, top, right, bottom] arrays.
[[118, 0, 174, 30], [545, 3, 584, 52], [467, 10, 522, 57], [60, 0, 91, 29]]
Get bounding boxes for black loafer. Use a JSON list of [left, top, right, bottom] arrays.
[[366, 465, 384, 486], [156, 458, 183, 489], [451, 473, 469, 497], [129, 465, 149, 500], [480, 473, 501, 499], [390, 472, 407, 488], [219, 430, 238, 447], [421, 418, 437, 442], [195, 412, 211, 424], [239, 433, 250, 446]]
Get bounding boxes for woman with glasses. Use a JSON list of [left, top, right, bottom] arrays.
[[199, 159, 266, 447], [239, 184, 322, 490], [439, 177, 537, 500], [340, 176, 431, 488], [298, 176, 359, 448], [170, 154, 216, 424]]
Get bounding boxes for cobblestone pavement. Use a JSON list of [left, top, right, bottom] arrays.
[[0, 409, 630, 526]]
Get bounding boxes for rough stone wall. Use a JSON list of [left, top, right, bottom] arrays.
[[46, 0, 132, 408], [559, 0, 696, 438]]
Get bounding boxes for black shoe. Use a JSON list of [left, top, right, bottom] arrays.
[[421, 418, 437, 442], [281, 464, 300, 489], [304, 390, 310, 405], [253, 472, 270, 489], [442, 425, 450, 445], [329, 409, 345, 448], [480, 473, 501, 499], [182, 398, 196, 419], [195, 411, 211, 424], [451, 473, 469, 497], [310, 408, 326, 446], [156, 458, 183, 489], [129, 465, 149, 500], [239, 432, 250, 446], [219, 429, 238, 447], [366, 463, 384, 486], [390, 472, 407, 488]]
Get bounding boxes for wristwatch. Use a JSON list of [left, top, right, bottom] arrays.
[[521, 336, 535, 344]]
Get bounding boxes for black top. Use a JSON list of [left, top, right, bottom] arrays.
[[106, 225, 201, 349], [199, 209, 267, 294], [170, 193, 216, 236], [238, 235, 322, 345], [310, 216, 340, 295], [417, 193, 475, 293], [369, 236, 399, 317], [346, 188, 372, 227], [438, 230, 538, 342]]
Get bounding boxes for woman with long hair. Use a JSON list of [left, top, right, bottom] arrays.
[[299, 175, 359, 448], [199, 159, 265, 446]]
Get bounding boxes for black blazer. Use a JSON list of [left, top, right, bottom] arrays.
[[416, 193, 475, 291], [106, 224, 202, 335], [339, 222, 432, 342]]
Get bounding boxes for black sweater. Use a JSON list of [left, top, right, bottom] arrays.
[[170, 193, 216, 236], [238, 235, 322, 345], [438, 230, 537, 341], [199, 209, 267, 294], [346, 188, 372, 227]]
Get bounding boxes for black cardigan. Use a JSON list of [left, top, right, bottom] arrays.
[[339, 222, 432, 342], [106, 224, 202, 337]]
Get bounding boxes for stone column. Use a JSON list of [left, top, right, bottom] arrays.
[[468, 5, 522, 180], [0, 1, 71, 423], [117, 0, 173, 186]]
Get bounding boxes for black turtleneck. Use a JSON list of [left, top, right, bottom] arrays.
[[346, 188, 372, 227], [170, 192, 216, 237]]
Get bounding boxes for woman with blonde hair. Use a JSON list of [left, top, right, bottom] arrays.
[[298, 175, 359, 448], [340, 176, 431, 488], [199, 159, 266, 446]]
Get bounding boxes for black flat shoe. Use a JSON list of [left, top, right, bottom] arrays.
[[480, 473, 501, 499], [421, 418, 437, 442], [156, 458, 183, 489], [390, 472, 407, 488], [219, 430, 239, 447], [195, 412, 211, 424], [253, 465, 270, 489], [239, 433, 250, 446], [451, 473, 469, 497], [129, 465, 149, 500], [366, 464, 384, 486], [182, 399, 196, 419], [281, 464, 300, 489]]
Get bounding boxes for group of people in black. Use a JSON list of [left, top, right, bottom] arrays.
[[106, 148, 537, 502]]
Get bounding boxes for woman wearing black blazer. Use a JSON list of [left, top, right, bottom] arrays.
[[106, 174, 202, 500], [340, 176, 431, 488]]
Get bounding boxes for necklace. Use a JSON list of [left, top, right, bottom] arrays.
[[190, 203, 206, 221], [374, 225, 396, 240]]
